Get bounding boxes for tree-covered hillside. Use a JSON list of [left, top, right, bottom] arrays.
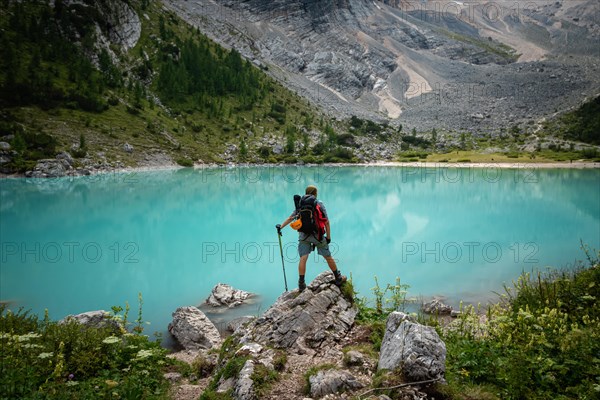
[[0, 0, 374, 173]]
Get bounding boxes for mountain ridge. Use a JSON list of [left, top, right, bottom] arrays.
[[166, 0, 600, 133]]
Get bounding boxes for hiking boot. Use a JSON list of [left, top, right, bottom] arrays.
[[298, 279, 307, 292], [333, 270, 345, 287]]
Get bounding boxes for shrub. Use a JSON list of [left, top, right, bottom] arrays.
[[192, 354, 216, 378], [441, 246, 600, 399], [0, 299, 170, 399], [402, 135, 431, 148], [580, 148, 598, 159], [272, 350, 287, 372], [258, 146, 271, 158], [337, 133, 357, 147], [176, 158, 194, 167]]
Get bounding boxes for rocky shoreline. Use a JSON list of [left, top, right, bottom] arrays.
[[1, 157, 598, 179], [164, 273, 447, 400], [62, 277, 451, 400]]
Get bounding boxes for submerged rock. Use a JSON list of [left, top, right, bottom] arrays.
[[421, 299, 453, 315], [378, 312, 446, 382], [168, 306, 222, 350], [206, 283, 253, 308], [239, 271, 356, 351], [227, 316, 256, 333]]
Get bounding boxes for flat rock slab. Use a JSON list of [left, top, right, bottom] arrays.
[[239, 271, 357, 351]]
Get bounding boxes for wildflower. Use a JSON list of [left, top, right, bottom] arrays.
[[65, 381, 79, 387], [68, 374, 74, 380], [17, 333, 42, 342], [102, 336, 121, 344], [135, 349, 154, 360], [105, 380, 119, 388], [38, 352, 54, 359], [22, 343, 43, 349]]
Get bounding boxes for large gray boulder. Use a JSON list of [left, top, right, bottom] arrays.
[[56, 151, 74, 168], [30, 159, 66, 178], [168, 306, 222, 350], [60, 310, 119, 330], [239, 271, 357, 350], [308, 369, 363, 398], [378, 312, 446, 382], [206, 283, 253, 308]]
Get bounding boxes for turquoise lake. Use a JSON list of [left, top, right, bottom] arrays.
[[1, 166, 599, 341]]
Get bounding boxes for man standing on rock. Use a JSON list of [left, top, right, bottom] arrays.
[[277, 185, 345, 291]]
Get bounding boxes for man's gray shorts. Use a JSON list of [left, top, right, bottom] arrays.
[[298, 235, 331, 257]]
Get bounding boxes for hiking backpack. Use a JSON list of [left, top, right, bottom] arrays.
[[294, 194, 326, 240]]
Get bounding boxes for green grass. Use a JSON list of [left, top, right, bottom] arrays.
[[422, 150, 595, 164], [438, 29, 519, 62], [251, 363, 279, 397]]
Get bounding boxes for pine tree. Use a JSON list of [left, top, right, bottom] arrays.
[[239, 139, 248, 160]]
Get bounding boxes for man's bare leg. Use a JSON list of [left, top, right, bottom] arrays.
[[324, 256, 338, 272], [298, 255, 309, 291], [324, 256, 344, 286]]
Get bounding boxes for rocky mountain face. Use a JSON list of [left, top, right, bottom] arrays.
[[165, 0, 600, 133]]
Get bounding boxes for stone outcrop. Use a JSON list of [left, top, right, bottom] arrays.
[[168, 306, 223, 351], [421, 299, 453, 315], [308, 369, 363, 398], [60, 310, 120, 330], [378, 312, 446, 382], [63, 0, 141, 50], [30, 159, 67, 178], [206, 284, 253, 308], [56, 151, 74, 168], [212, 341, 280, 400], [239, 271, 357, 351]]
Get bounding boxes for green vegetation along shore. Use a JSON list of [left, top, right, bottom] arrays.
[[2, 246, 598, 399]]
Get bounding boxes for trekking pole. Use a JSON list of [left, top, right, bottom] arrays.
[[276, 225, 289, 292]]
